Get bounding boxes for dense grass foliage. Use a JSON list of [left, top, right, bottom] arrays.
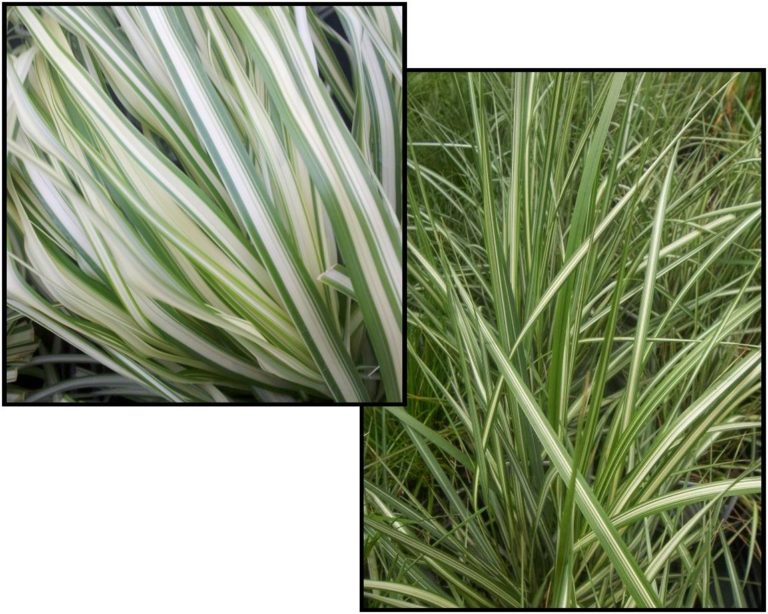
[[6, 6, 402, 403], [364, 72, 762, 608]]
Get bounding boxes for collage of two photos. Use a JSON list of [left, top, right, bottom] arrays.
[[3, 4, 764, 611]]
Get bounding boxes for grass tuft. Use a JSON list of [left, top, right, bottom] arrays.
[[364, 71, 762, 608]]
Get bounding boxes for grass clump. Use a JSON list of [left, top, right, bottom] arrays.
[[364, 71, 762, 608]]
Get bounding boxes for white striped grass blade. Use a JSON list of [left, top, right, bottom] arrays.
[[574, 476, 761, 551], [141, 6, 367, 401], [463, 287, 661, 607], [9, 5, 403, 401], [363, 580, 458, 609], [613, 351, 761, 513], [618, 144, 677, 435], [225, 6, 402, 400]]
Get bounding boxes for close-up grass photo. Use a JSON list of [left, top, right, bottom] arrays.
[[364, 71, 763, 608], [5, 5, 402, 404]]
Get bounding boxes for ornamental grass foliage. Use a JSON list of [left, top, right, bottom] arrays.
[[364, 72, 762, 608], [6, 6, 402, 403]]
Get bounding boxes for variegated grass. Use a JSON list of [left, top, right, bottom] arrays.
[[6, 6, 402, 403], [364, 71, 762, 608]]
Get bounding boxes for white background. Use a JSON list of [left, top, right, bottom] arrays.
[[407, 0, 768, 68], [2, 1, 766, 613], [0, 407, 359, 613]]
